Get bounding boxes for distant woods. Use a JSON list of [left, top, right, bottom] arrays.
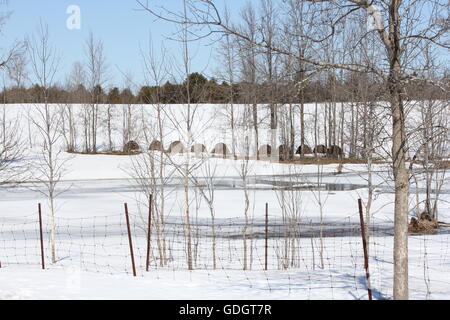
[[2, 71, 448, 104]]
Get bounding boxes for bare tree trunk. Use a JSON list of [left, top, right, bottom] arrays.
[[390, 73, 409, 300], [389, 0, 409, 299], [350, 103, 355, 158], [289, 103, 295, 159], [252, 104, 259, 158]]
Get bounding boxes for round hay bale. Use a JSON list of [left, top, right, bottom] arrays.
[[168, 141, 186, 154], [278, 145, 290, 161], [258, 145, 272, 158], [296, 145, 312, 155], [211, 143, 230, 158], [191, 143, 207, 154], [327, 145, 343, 157], [149, 140, 163, 151], [314, 145, 327, 154], [123, 141, 140, 153]]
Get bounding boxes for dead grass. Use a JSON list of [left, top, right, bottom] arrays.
[[280, 157, 386, 165], [67, 151, 142, 156], [408, 214, 439, 233], [65, 147, 402, 167], [433, 160, 450, 170], [410, 159, 450, 170], [68, 150, 389, 165]]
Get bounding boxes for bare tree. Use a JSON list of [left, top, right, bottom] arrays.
[[121, 72, 136, 149], [234, 106, 254, 270], [274, 166, 304, 269], [130, 40, 174, 267], [85, 32, 108, 153], [6, 51, 28, 89], [190, 157, 219, 269], [28, 22, 68, 264], [180, 0, 195, 270], [0, 104, 26, 185], [216, 7, 238, 156], [66, 62, 92, 153], [238, 3, 260, 158], [409, 46, 449, 223], [60, 64, 83, 153], [58, 102, 77, 153], [0, 33, 27, 184], [260, 0, 280, 152], [0, 13, 25, 71]]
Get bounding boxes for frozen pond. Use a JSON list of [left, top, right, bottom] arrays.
[[1, 166, 449, 238]]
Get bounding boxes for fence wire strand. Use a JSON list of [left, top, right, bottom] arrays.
[[1, 209, 450, 299]]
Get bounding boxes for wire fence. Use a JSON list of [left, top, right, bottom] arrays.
[[1, 203, 450, 299]]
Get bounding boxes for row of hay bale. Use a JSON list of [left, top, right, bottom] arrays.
[[148, 140, 230, 156], [296, 144, 343, 155], [259, 144, 343, 159], [149, 140, 343, 158], [124, 140, 344, 159]]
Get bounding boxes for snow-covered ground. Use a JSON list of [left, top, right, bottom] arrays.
[[1, 232, 450, 300], [0, 104, 449, 300]]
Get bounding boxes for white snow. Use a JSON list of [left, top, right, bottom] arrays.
[[0, 103, 449, 300]]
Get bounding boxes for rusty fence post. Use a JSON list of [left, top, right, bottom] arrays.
[[38, 203, 45, 270], [265, 203, 269, 271], [124, 203, 137, 277], [146, 194, 153, 272], [358, 198, 372, 300]]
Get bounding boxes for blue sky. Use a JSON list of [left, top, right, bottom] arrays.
[[0, 0, 229, 89], [1, 1, 446, 89]]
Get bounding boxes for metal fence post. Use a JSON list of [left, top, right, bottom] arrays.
[[38, 203, 45, 270], [358, 199, 372, 300], [124, 203, 137, 277]]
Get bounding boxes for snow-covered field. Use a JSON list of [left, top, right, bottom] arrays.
[[1, 231, 450, 300], [0, 104, 449, 300]]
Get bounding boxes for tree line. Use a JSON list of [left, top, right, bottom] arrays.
[[2, 71, 448, 105]]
